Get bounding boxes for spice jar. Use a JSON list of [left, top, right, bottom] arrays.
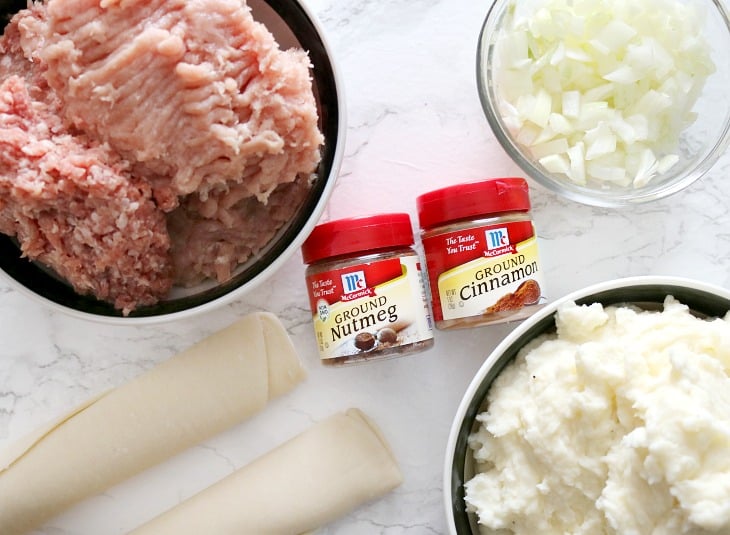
[[417, 178, 546, 330], [301, 213, 434, 366]]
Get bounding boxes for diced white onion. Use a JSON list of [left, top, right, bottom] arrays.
[[590, 20, 637, 54], [539, 153, 570, 175], [526, 89, 553, 128], [548, 113, 573, 136], [531, 137, 570, 160], [491, 0, 714, 188], [603, 65, 640, 85], [584, 124, 617, 161], [630, 147, 659, 188], [562, 91, 581, 118], [566, 142, 586, 185]]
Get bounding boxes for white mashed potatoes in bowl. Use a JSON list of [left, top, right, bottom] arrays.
[[445, 276, 730, 535]]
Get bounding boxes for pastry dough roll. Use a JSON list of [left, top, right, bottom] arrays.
[[129, 408, 403, 535], [0, 312, 306, 535]]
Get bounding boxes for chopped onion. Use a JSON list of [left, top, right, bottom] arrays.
[[491, 0, 715, 189], [539, 153, 570, 175], [590, 20, 637, 54], [566, 142, 586, 185], [531, 137, 569, 160], [584, 123, 617, 160]]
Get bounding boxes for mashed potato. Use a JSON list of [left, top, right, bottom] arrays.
[[465, 297, 730, 535]]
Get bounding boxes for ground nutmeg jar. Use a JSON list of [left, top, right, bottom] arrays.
[[301, 213, 434, 366], [416, 177, 546, 330]]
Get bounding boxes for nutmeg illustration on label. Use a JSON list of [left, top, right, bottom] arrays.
[[301, 214, 434, 365]]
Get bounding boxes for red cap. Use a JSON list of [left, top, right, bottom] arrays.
[[416, 178, 531, 230], [301, 213, 415, 264]]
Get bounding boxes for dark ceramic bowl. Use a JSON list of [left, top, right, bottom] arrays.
[[0, 0, 344, 323], [444, 276, 730, 534]]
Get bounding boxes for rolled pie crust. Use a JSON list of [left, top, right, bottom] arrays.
[[0, 312, 306, 535], [128, 408, 403, 535]]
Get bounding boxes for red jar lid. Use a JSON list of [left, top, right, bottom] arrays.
[[416, 177, 531, 230], [301, 213, 415, 264]]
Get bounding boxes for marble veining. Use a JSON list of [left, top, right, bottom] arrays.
[[2, 0, 730, 533]]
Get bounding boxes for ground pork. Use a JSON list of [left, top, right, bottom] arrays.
[[168, 174, 313, 287], [16, 0, 323, 211], [0, 0, 323, 313], [1, 7, 37, 82], [0, 75, 173, 313]]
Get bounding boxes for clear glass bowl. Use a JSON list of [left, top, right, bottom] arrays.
[[477, 0, 730, 207]]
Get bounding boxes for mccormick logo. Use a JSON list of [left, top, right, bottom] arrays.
[[486, 227, 509, 249], [484, 227, 516, 257], [342, 270, 366, 293], [340, 270, 374, 301]]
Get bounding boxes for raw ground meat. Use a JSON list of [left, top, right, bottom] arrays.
[[16, 0, 323, 211], [168, 174, 313, 286], [0, 76, 172, 313], [0, 0, 324, 313], [0, 7, 39, 83]]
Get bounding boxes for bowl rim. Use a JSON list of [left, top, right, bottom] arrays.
[[476, 0, 730, 208], [0, 0, 347, 325], [443, 275, 730, 534]]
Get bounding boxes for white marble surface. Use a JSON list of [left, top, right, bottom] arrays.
[[2, 0, 730, 533]]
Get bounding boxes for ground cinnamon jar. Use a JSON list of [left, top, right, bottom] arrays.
[[417, 178, 546, 330], [301, 213, 434, 365]]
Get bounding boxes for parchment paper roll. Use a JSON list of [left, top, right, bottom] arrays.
[[0, 312, 306, 535], [128, 408, 403, 535]]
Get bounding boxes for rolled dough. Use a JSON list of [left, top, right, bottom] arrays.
[[128, 408, 403, 535], [0, 311, 306, 535]]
